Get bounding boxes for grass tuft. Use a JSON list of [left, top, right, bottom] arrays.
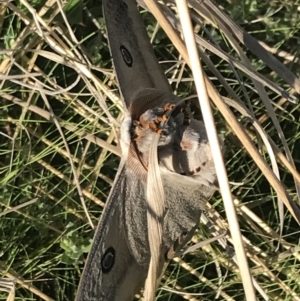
[[0, 0, 300, 300]]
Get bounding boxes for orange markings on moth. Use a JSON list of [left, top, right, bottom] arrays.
[[164, 103, 175, 112]]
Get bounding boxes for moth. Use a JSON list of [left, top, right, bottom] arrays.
[[75, 0, 218, 300]]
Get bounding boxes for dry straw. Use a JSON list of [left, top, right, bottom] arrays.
[[1, 0, 300, 300]]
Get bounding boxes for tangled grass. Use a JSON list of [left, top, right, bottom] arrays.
[[0, 0, 300, 300]]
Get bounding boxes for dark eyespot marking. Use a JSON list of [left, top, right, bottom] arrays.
[[120, 45, 133, 67], [101, 247, 115, 274]]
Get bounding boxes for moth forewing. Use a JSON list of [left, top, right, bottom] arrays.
[[75, 162, 148, 301], [102, 0, 171, 108]]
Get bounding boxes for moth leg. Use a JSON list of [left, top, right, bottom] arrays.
[[166, 225, 198, 260], [181, 106, 191, 126], [163, 103, 175, 112], [148, 114, 169, 135], [146, 121, 159, 134], [154, 114, 168, 123], [175, 231, 227, 257]]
